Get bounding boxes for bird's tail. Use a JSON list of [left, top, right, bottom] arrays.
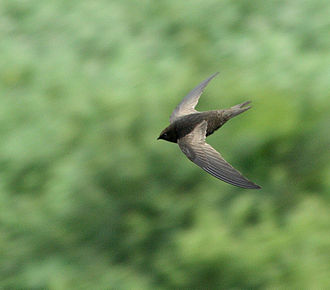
[[223, 101, 252, 120]]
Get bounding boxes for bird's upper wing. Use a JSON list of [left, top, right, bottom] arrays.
[[178, 121, 261, 189], [170, 72, 219, 123]]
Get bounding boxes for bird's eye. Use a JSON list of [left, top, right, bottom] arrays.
[[163, 133, 167, 137]]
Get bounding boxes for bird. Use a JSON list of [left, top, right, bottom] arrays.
[[157, 72, 261, 189]]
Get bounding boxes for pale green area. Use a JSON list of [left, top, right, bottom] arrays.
[[0, 0, 329, 289]]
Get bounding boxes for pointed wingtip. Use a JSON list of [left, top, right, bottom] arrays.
[[212, 71, 220, 78], [205, 72, 220, 82], [239, 101, 252, 108], [237, 182, 261, 190], [200, 72, 220, 89], [234, 181, 261, 189], [245, 180, 261, 189]]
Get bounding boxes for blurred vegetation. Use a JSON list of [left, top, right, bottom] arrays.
[[0, 0, 329, 289]]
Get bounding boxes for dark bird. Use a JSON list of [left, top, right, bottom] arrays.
[[157, 72, 261, 189]]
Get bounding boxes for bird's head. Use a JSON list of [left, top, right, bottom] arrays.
[[157, 126, 177, 143]]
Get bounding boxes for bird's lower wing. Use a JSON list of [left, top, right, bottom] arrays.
[[178, 121, 261, 189]]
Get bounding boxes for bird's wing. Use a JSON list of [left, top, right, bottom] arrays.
[[170, 72, 219, 123], [178, 121, 261, 189]]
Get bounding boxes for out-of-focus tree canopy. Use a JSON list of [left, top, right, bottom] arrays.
[[0, 0, 329, 288]]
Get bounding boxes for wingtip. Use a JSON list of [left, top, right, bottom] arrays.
[[236, 182, 262, 190], [213, 71, 220, 78], [206, 72, 220, 80], [238, 183, 261, 190], [239, 101, 252, 108], [246, 181, 261, 189]]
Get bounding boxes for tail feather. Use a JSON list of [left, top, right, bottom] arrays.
[[224, 101, 252, 119]]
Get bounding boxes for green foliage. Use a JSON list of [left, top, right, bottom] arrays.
[[0, 0, 329, 288]]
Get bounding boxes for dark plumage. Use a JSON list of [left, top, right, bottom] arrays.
[[157, 72, 261, 189]]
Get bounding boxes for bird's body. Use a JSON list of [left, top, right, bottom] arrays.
[[164, 111, 223, 142], [158, 72, 261, 189], [161, 107, 251, 142]]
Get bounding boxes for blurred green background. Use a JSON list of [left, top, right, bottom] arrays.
[[0, 0, 329, 289]]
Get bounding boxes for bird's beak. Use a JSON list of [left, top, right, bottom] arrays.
[[157, 136, 160, 140]]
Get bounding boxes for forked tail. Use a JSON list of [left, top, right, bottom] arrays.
[[223, 101, 252, 120]]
